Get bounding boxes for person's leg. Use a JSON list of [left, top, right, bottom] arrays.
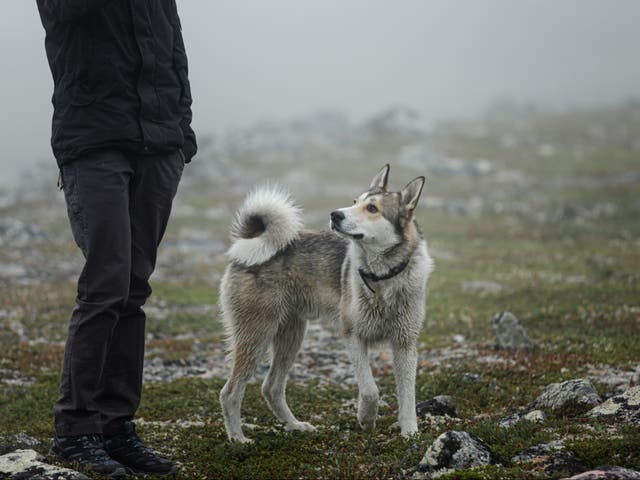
[[98, 150, 184, 435], [54, 150, 134, 438]]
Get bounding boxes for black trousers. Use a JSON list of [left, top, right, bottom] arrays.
[[53, 149, 184, 436]]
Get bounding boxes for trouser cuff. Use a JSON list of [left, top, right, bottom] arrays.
[[54, 420, 103, 437]]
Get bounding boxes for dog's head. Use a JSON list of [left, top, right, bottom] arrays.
[[330, 164, 425, 249]]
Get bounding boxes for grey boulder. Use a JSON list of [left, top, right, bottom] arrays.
[[492, 311, 534, 351], [0, 449, 88, 480], [533, 378, 602, 410], [565, 466, 640, 479], [588, 385, 640, 425], [415, 430, 499, 478], [416, 395, 457, 418]]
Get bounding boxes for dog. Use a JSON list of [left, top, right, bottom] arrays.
[[219, 164, 434, 443]]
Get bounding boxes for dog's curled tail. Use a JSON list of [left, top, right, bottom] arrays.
[[227, 185, 303, 266]]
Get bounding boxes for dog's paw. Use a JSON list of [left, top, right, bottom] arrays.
[[284, 421, 316, 432], [357, 395, 379, 431], [357, 405, 378, 432], [229, 434, 254, 444], [358, 418, 377, 432], [400, 424, 419, 438]]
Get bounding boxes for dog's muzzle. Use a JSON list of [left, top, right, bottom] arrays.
[[330, 210, 363, 239]]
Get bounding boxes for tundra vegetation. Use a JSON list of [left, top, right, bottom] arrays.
[[1, 103, 639, 478]]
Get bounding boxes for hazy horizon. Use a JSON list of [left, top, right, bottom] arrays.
[[2, 0, 640, 186]]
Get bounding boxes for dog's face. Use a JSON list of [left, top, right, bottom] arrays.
[[330, 165, 424, 249]]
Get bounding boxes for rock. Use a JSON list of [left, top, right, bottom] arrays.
[[587, 364, 640, 394], [565, 466, 640, 479], [499, 409, 546, 428], [498, 413, 521, 428], [415, 430, 499, 478], [461, 372, 482, 383], [511, 440, 565, 462], [0, 449, 88, 479], [522, 409, 546, 423], [533, 378, 602, 411], [10, 433, 42, 449], [588, 385, 640, 425], [512, 441, 584, 478], [0, 433, 43, 455], [0, 369, 35, 389], [492, 311, 534, 351], [416, 396, 457, 418], [0, 218, 48, 248]]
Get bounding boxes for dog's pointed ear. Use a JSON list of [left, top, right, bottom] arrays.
[[369, 164, 390, 191], [401, 176, 425, 211]]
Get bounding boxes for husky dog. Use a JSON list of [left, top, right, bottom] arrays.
[[219, 165, 434, 443]]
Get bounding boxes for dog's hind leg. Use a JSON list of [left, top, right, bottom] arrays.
[[220, 325, 273, 443], [347, 335, 379, 432], [392, 342, 419, 437], [262, 316, 316, 433]]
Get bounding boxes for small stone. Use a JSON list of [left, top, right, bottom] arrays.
[[588, 385, 640, 425], [499, 409, 545, 428], [0, 449, 88, 479], [523, 409, 546, 423], [512, 441, 584, 477], [498, 413, 521, 428], [416, 396, 457, 418], [533, 378, 602, 410], [0, 433, 42, 456], [511, 440, 565, 463], [10, 433, 41, 449], [461, 372, 481, 383], [492, 311, 534, 351], [564, 466, 640, 479], [416, 430, 499, 478]]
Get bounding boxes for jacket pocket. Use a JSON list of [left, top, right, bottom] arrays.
[[61, 164, 87, 252]]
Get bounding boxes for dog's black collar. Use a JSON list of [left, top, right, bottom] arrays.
[[358, 258, 411, 294]]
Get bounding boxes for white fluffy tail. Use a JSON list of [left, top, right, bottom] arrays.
[[226, 186, 303, 266]]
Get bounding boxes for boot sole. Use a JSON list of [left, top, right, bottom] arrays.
[[124, 464, 178, 477]]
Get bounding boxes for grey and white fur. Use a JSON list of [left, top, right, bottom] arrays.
[[219, 165, 434, 443]]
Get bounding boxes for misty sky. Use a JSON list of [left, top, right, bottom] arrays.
[[2, 0, 640, 186]]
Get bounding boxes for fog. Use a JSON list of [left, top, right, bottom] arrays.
[[2, 0, 640, 186]]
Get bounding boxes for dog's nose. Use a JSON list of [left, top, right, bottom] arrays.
[[330, 210, 345, 224]]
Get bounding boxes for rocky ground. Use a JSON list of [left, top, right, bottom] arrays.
[[1, 103, 639, 478]]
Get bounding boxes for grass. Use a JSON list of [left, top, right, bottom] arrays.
[[1, 104, 639, 478]]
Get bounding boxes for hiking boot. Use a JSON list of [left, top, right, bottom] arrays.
[[51, 434, 126, 478], [104, 421, 177, 477]]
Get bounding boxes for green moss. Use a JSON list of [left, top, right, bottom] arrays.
[[152, 281, 219, 306], [566, 425, 640, 470]]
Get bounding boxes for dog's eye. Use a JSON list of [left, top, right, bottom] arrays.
[[353, 199, 357, 205], [366, 204, 378, 214]]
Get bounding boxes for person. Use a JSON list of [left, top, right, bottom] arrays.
[[37, 1, 197, 477]]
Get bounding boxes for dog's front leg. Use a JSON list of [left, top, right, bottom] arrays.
[[392, 342, 419, 437], [347, 335, 379, 432]]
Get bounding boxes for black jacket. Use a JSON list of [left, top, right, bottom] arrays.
[[37, 0, 197, 166]]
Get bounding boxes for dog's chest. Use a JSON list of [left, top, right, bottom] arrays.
[[350, 285, 416, 342]]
